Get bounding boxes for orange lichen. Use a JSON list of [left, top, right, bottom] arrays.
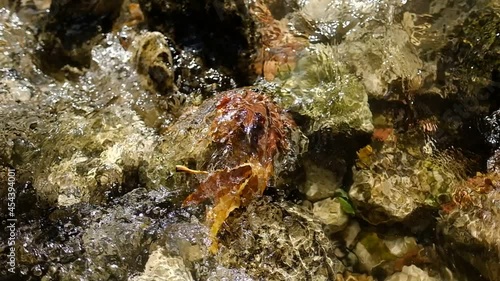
[[179, 89, 296, 252]]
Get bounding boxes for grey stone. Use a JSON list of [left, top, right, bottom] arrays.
[[384, 265, 439, 281], [299, 160, 343, 201], [312, 197, 349, 234]]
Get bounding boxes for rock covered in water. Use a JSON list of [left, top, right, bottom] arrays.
[[129, 248, 194, 281], [37, 96, 161, 207], [2, 1, 500, 281], [6, 188, 159, 280], [138, 0, 309, 85], [70, 192, 154, 280], [384, 265, 440, 281], [438, 172, 500, 281], [312, 197, 349, 234], [0, 26, 170, 206], [432, 7, 500, 98], [249, 0, 308, 81], [0, 68, 36, 103], [286, 0, 422, 99], [138, 0, 257, 85], [217, 198, 345, 280], [0, 8, 38, 71], [298, 159, 343, 201], [1, 91, 160, 206], [352, 231, 451, 279], [272, 44, 373, 135], [35, 0, 126, 77], [338, 23, 423, 99], [349, 131, 465, 225], [131, 31, 176, 95]]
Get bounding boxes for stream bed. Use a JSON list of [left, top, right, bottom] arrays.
[[0, 0, 499, 280]]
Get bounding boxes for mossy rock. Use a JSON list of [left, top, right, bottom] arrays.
[[272, 44, 373, 136]]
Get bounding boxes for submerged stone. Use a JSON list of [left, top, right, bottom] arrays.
[[217, 198, 345, 280], [438, 172, 500, 281], [312, 197, 349, 235], [349, 130, 465, 225], [2, 1, 500, 280], [384, 265, 439, 281], [295, 0, 406, 44], [138, 0, 257, 86], [298, 159, 343, 201], [272, 44, 373, 135], [129, 248, 194, 281], [35, 0, 125, 77], [338, 24, 423, 99]]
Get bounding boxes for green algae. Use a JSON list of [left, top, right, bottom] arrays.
[[272, 44, 373, 135]]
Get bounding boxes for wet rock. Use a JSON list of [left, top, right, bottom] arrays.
[[2, 1, 499, 281], [404, 0, 483, 52], [487, 149, 500, 174], [205, 267, 255, 281], [312, 197, 349, 235], [155, 87, 306, 181], [438, 172, 500, 281], [217, 198, 345, 280], [0, 69, 35, 103], [299, 159, 343, 201], [384, 237, 418, 258], [249, 0, 308, 81], [384, 265, 439, 281], [0, 29, 167, 206], [295, 0, 406, 44], [131, 31, 176, 95], [339, 23, 423, 99], [349, 131, 466, 225], [352, 232, 447, 279], [172, 49, 237, 98], [4, 187, 193, 280], [57, 189, 154, 280], [138, 0, 257, 86], [320, 1, 500, 102], [272, 44, 373, 135], [175, 89, 308, 250], [342, 220, 362, 249], [435, 8, 500, 98], [485, 109, 500, 151], [35, 0, 125, 77], [0, 9, 38, 73], [353, 232, 399, 275], [33, 105, 158, 206], [1, 72, 304, 208], [335, 272, 375, 281], [129, 248, 194, 281], [284, 0, 422, 99], [138, 0, 308, 85]]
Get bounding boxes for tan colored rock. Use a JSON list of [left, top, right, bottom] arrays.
[[129, 248, 194, 281]]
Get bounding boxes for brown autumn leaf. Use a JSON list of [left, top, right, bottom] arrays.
[[179, 89, 296, 252], [210, 89, 294, 164]]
